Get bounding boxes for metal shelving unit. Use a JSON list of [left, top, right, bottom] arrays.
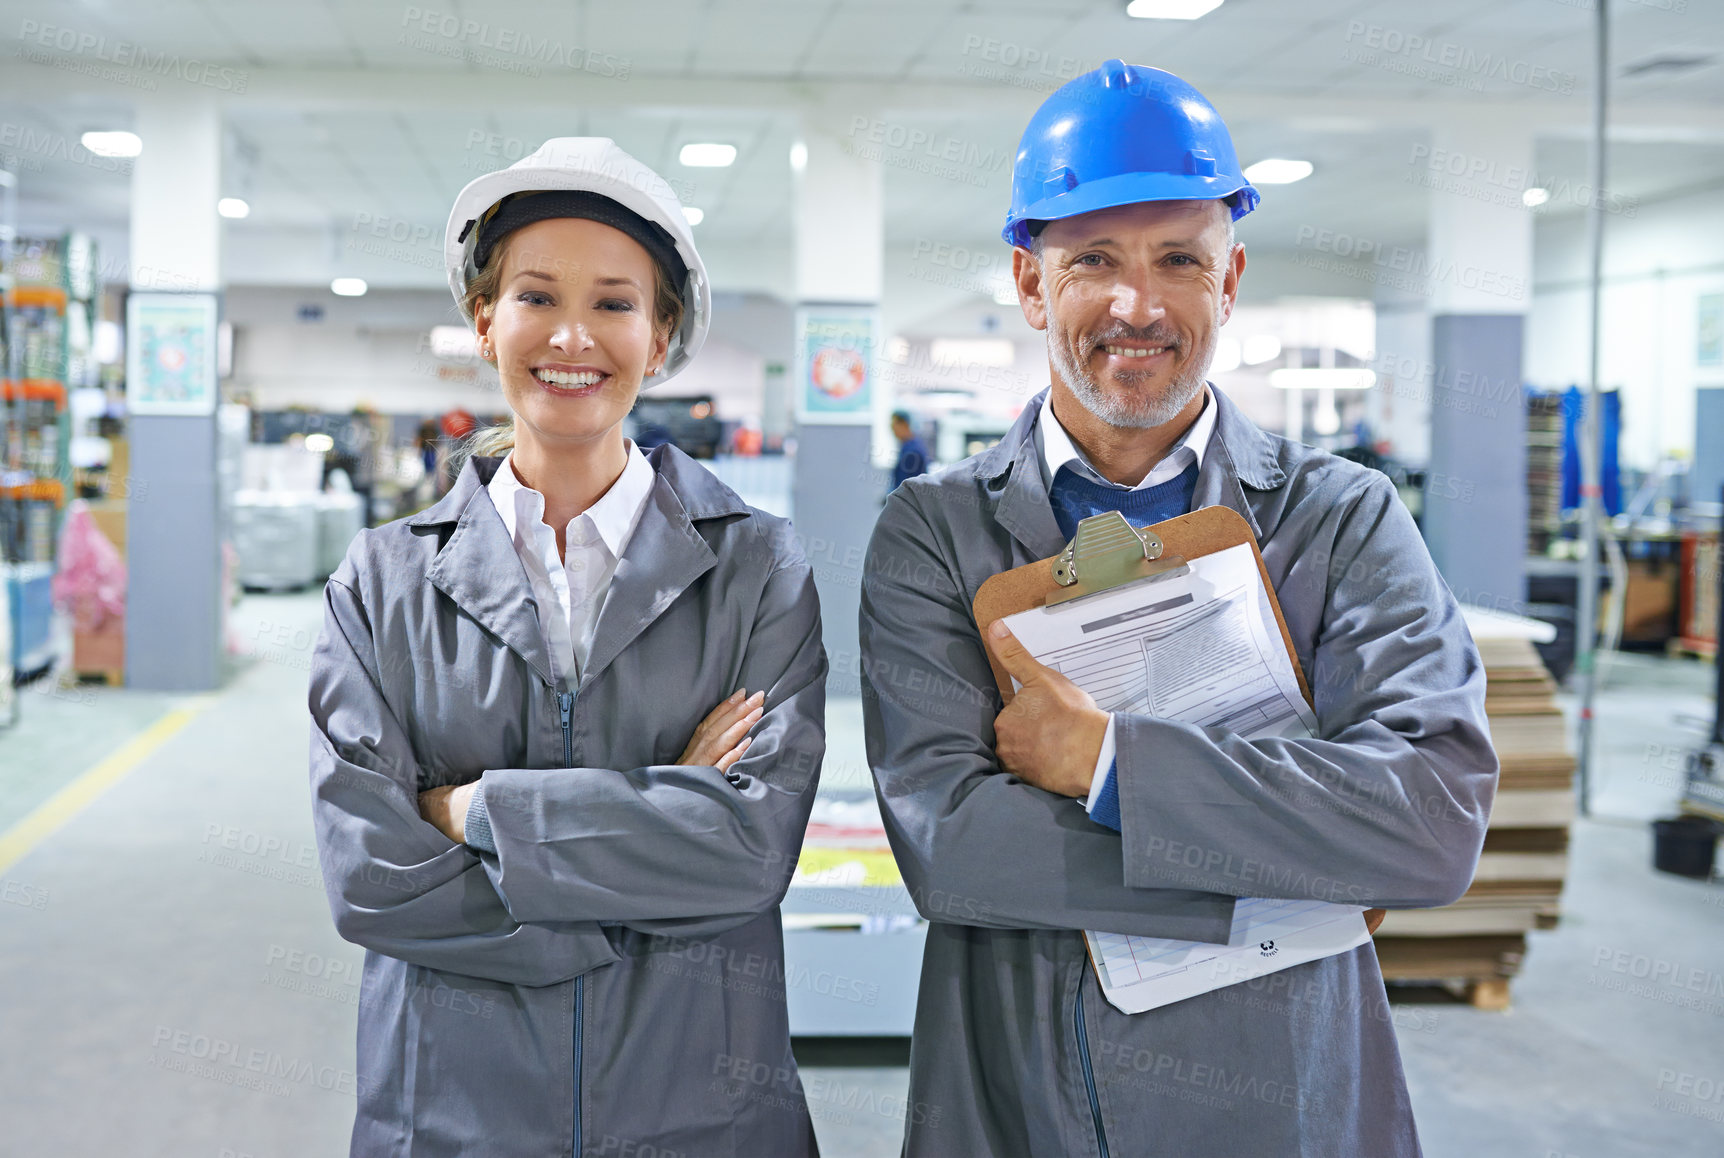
[[0, 165, 15, 726], [1, 207, 94, 696]]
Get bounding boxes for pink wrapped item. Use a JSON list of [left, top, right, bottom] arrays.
[[52, 499, 128, 631]]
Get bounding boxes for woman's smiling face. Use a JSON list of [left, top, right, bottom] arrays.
[[476, 216, 670, 450]]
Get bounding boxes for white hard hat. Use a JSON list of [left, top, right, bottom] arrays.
[[444, 137, 710, 385]]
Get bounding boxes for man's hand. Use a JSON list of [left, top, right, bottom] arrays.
[[419, 782, 477, 843], [985, 619, 1110, 798]]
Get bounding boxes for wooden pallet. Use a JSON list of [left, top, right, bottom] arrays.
[[1670, 636, 1717, 661], [1378, 934, 1524, 1010], [63, 667, 123, 687]]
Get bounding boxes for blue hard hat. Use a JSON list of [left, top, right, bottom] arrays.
[[1002, 59, 1259, 248]]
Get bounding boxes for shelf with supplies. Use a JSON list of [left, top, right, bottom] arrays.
[[2, 229, 99, 685]]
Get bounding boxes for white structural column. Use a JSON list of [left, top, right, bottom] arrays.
[[793, 118, 884, 303], [789, 114, 885, 695], [1419, 119, 1536, 612], [126, 98, 226, 690]]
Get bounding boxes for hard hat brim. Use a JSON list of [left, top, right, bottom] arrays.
[[1002, 171, 1259, 247]]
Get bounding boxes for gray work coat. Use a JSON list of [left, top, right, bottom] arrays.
[[859, 386, 1498, 1158], [308, 447, 826, 1158]]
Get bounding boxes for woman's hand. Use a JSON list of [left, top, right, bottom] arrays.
[[678, 689, 765, 772], [419, 782, 477, 843]]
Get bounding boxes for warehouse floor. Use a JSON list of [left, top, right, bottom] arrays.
[[0, 591, 1718, 1157]]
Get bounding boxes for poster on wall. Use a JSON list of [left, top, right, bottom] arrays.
[[125, 292, 220, 416], [795, 307, 876, 425], [1698, 293, 1724, 368]]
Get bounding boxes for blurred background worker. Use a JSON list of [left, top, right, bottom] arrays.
[[889, 409, 930, 492]]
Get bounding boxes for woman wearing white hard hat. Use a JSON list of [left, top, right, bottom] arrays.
[[307, 138, 826, 1157]]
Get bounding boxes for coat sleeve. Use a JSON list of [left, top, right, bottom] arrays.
[[859, 486, 1235, 942], [472, 554, 825, 934], [309, 573, 621, 987], [1112, 474, 1499, 909]]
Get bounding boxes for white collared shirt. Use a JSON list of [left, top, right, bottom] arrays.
[[485, 443, 657, 687], [1036, 384, 1216, 492], [1032, 385, 1219, 813]]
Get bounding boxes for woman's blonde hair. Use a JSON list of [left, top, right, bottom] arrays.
[[457, 221, 686, 460]]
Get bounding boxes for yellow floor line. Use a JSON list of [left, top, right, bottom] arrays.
[[0, 694, 216, 877]]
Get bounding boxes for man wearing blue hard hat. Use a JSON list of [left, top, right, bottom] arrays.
[[861, 60, 1496, 1156]]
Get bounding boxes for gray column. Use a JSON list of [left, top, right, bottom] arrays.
[[127, 416, 223, 689], [125, 99, 225, 690], [792, 424, 880, 695], [790, 116, 884, 695], [1424, 315, 1527, 609], [1421, 119, 1534, 613]]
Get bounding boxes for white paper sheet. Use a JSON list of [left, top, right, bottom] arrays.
[[1000, 542, 1367, 1014], [1085, 899, 1370, 1015]]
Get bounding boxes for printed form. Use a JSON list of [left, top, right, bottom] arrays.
[[1000, 542, 1371, 1015]]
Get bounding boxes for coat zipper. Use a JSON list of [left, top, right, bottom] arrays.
[[559, 687, 583, 1157], [1073, 982, 1110, 1158]]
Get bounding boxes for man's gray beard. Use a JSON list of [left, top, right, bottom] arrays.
[[1048, 320, 1211, 430]]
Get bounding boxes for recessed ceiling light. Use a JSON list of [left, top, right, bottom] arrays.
[[330, 277, 368, 297], [217, 198, 250, 219], [930, 339, 1016, 368], [679, 143, 736, 168], [1243, 159, 1313, 185], [81, 131, 141, 158], [1268, 368, 1375, 390], [789, 141, 807, 172], [428, 325, 478, 359], [1522, 187, 1551, 208], [1242, 335, 1282, 365], [1126, 0, 1225, 19], [682, 207, 705, 226]]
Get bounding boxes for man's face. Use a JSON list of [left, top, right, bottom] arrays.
[[1013, 199, 1244, 429]]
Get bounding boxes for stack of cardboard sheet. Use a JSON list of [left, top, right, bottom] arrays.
[[1376, 610, 1572, 1008]]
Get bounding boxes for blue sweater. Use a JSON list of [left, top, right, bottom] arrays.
[[1047, 461, 1199, 829]]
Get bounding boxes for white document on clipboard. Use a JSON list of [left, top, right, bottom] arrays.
[[998, 541, 1371, 1015]]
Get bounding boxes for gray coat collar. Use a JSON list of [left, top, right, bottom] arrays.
[[406, 443, 750, 690], [973, 385, 1285, 549]]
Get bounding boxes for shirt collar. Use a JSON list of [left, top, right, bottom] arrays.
[[486, 440, 657, 558], [1036, 384, 1216, 491]]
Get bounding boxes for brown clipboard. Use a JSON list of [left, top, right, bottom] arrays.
[[973, 505, 1311, 706], [971, 504, 1385, 936]]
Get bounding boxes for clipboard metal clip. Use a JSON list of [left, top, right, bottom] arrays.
[[1048, 510, 1189, 606]]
